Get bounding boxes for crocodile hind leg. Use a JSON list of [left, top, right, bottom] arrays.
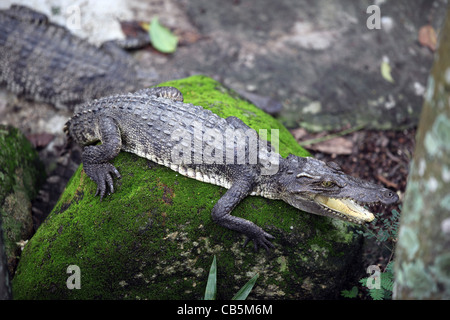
[[102, 22, 151, 51], [211, 176, 275, 251], [4, 5, 49, 24], [81, 117, 122, 200], [134, 87, 184, 102]]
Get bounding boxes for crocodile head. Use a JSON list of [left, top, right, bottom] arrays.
[[275, 155, 399, 224]]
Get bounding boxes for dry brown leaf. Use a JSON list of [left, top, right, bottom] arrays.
[[307, 137, 353, 155], [121, 20, 147, 38], [418, 24, 437, 51], [26, 132, 54, 149], [290, 128, 308, 141]]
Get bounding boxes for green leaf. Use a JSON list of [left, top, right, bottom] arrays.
[[149, 17, 178, 53], [359, 277, 368, 286], [381, 271, 394, 291], [204, 256, 217, 300], [231, 273, 259, 300], [381, 59, 394, 83], [341, 286, 359, 298], [385, 261, 394, 273], [369, 288, 385, 300], [382, 278, 394, 292]]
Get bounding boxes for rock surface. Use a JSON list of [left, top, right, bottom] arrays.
[[12, 76, 364, 299]]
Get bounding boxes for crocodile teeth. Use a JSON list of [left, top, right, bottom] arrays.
[[314, 196, 375, 223]]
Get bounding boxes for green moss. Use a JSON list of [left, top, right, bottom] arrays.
[[0, 125, 45, 201], [12, 75, 361, 300], [0, 125, 46, 274]]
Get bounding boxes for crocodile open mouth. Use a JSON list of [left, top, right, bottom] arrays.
[[314, 196, 375, 223]]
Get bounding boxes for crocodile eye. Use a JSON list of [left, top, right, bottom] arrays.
[[321, 181, 335, 188]]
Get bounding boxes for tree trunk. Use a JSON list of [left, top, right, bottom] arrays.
[[394, 5, 450, 299]]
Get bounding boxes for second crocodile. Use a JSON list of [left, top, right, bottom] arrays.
[[0, 5, 283, 115], [0, 5, 152, 109]]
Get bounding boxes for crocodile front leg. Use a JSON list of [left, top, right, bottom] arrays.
[[211, 176, 275, 251], [82, 117, 122, 200]]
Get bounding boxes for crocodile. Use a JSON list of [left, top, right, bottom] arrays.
[[0, 4, 153, 110], [65, 86, 399, 251]]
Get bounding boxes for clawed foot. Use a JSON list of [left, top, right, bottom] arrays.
[[243, 231, 275, 252], [84, 163, 121, 200]]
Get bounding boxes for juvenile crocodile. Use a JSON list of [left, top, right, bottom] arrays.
[[0, 5, 153, 109], [65, 87, 399, 251]]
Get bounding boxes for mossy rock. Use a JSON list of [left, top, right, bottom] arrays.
[[12, 75, 363, 299], [0, 125, 46, 276]]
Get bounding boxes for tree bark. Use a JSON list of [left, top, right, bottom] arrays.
[[394, 5, 450, 299]]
